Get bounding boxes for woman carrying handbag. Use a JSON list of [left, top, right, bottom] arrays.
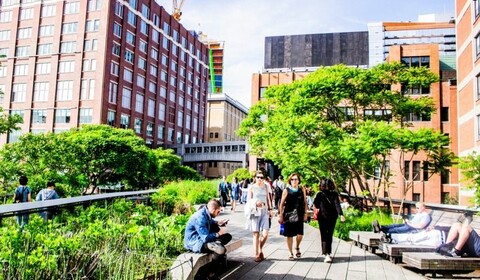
[[278, 173, 308, 261]]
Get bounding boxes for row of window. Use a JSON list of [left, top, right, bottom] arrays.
[[11, 108, 93, 124], [1, 0, 102, 21], [0, 59, 97, 78], [7, 79, 95, 102], [184, 145, 247, 154]]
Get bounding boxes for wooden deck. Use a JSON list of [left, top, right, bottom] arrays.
[[216, 204, 426, 280]]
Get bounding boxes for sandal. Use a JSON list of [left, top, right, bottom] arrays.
[[288, 254, 295, 261], [255, 256, 262, 262], [295, 248, 301, 258], [259, 252, 265, 260]]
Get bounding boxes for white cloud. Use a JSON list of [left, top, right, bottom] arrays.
[[169, 0, 454, 108]]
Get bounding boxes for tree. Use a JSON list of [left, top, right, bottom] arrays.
[[459, 152, 480, 205], [153, 149, 201, 183], [238, 63, 455, 208], [0, 83, 23, 135]]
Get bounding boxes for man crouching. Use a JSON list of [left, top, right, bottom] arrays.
[[184, 199, 232, 279]]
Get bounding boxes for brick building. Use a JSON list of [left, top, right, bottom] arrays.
[[0, 0, 209, 148]]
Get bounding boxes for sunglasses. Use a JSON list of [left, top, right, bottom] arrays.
[[256, 176, 264, 179], [291, 178, 299, 181]]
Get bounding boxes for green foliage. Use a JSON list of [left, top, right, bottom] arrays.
[[238, 63, 455, 205], [309, 208, 394, 240], [227, 168, 252, 182], [0, 200, 189, 279], [151, 180, 217, 214], [153, 149, 202, 183], [0, 81, 22, 136], [459, 152, 480, 205]]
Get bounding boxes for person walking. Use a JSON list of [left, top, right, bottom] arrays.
[[313, 178, 345, 263], [218, 176, 229, 208], [278, 173, 308, 260], [230, 177, 240, 211], [13, 175, 32, 229], [245, 171, 273, 262], [36, 181, 60, 221], [273, 175, 286, 210]]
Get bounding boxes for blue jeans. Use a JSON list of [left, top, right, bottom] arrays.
[[382, 223, 415, 234], [16, 214, 29, 229]]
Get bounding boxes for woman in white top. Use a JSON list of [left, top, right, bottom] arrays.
[[247, 171, 273, 262]]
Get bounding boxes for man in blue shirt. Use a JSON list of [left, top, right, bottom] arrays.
[[373, 202, 431, 234], [184, 199, 232, 276]]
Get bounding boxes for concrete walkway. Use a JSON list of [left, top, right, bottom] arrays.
[[216, 203, 426, 280]]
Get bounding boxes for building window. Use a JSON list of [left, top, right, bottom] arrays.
[[177, 111, 183, 127], [79, 108, 93, 124], [126, 31, 135, 45], [0, 66, 6, 77], [440, 107, 449, 122], [84, 39, 98, 52], [477, 74, 480, 100], [401, 84, 430, 95], [122, 88, 132, 109], [158, 125, 164, 140], [36, 63, 51, 75], [140, 20, 148, 35], [127, 10, 136, 26], [39, 25, 54, 37], [364, 109, 392, 122], [0, 10, 13, 22], [107, 110, 116, 126], [86, 20, 100, 32], [159, 104, 166, 121], [114, 2, 123, 17], [16, 46, 29, 57], [124, 69, 133, 83], [17, 27, 32, 39], [14, 64, 28, 76], [112, 43, 121, 56], [0, 47, 8, 56], [59, 61, 75, 73], [113, 22, 122, 38], [404, 160, 410, 181], [168, 128, 174, 142], [55, 109, 71, 123], [32, 109, 47, 124], [64, 2, 80, 14], [60, 41, 76, 53], [441, 170, 450, 184], [109, 82, 118, 104], [57, 81, 73, 101], [134, 118, 142, 133], [150, 48, 158, 60], [111, 62, 119, 76], [83, 59, 97, 71], [401, 56, 430, 68], [147, 99, 155, 117], [137, 75, 145, 88], [150, 65, 158, 77], [135, 93, 144, 113], [404, 112, 431, 122], [80, 79, 95, 100], [120, 114, 130, 129], [139, 40, 147, 53], [412, 193, 420, 202], [34, 82, 49, 102], [160, 86, 167, 98], [149, 81, 156, 93], [12, 84, 27, 102], [476, 34, 480, 59], [41, 5, 56, 17], [20, 8, 34, 20], [476, 0, 480, 18], [146, 122, 154, 137], [37, 43, 53, 55], [186, 115, 191, 129], [423, 161, 429, 182], [412, 161, 421, 181], [62, 22, 78, 34]]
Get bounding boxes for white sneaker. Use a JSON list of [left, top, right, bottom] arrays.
[[324, 254, 332, 263]]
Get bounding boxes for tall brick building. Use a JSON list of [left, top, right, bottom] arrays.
[[0, 0, 209, 147]]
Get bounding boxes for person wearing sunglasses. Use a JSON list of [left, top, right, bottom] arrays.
[[246, 171, 273, 262], [278, 173, 308, 260]]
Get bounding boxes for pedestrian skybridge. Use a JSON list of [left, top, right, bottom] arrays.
[[170, 141, 248, 164]]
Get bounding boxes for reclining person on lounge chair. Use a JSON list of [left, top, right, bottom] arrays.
[[437, 214, 479, 258], [388, 225, 450, 246], [372, 202, 431, 235]]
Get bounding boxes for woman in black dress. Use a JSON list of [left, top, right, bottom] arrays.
[[313, 178, 345, 263], [278, 173, 308, 260]]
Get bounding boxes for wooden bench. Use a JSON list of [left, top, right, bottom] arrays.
[[381, 210, 461, 263], [402, 215, 480, 277], [349, 231, 382, 253], [169, 239, 243, 280]]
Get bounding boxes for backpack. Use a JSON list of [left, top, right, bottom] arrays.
[[14, 187, 26, 203]]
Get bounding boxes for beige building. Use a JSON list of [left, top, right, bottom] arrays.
[[204, 93, 248, 178]]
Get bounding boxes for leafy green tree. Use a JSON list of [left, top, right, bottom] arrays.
[[459, 152, 480, 205], [227, 168, 252, 182], [153, 149, 201, 183], [0, 81, 23, 135], [239, 63, 455, 208]]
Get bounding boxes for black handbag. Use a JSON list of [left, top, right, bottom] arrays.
[[284, 209, 299, 223]]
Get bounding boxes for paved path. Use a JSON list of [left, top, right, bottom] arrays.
[[216, 203, 426, 280]]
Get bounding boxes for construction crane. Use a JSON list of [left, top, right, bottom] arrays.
[[172, 0, 185, 21]]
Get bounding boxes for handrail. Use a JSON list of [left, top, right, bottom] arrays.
[[0, 189, 158, 221]]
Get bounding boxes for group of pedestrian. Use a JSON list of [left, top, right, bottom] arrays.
[[13, 175, 60, 229], [183, 171, 346, 279]]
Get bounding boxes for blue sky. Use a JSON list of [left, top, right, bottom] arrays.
[[162, 0, 454, 107]]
